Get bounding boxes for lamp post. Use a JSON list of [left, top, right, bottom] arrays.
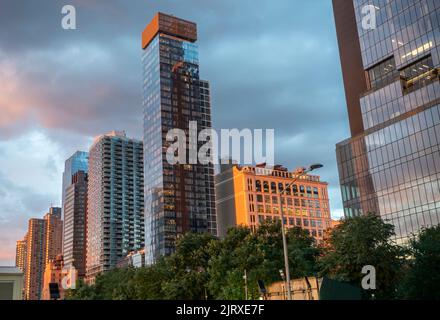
[[279, 164, 323, 300]]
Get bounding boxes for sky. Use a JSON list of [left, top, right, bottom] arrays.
[[0, 0, 350, 265]]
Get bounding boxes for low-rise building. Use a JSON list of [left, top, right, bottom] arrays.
[[0, 267, 24, 300], [215, 164, 333, 242]]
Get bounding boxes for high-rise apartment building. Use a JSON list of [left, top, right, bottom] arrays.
[[86, 131, 144, 281], [15, 236, 27, 273], [215, 164, 332, 242], [63, 171, 88, 279], [142, 13, 217, 263], [333, 0, 440, 243], [44, 207, 63, 264], [61, 151, 88, 221], [24, 218, 46, 300], [22, 207, 63, 300]]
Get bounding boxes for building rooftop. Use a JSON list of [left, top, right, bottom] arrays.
[[142, 12, 197, 49], [91, 130, 142, 148], [219, 164, 325, 184], [0, 266, 23, 275]]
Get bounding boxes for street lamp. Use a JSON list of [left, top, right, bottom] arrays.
[[279, 163, 323, 300]]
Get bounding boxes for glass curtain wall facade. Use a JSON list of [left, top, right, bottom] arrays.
[[334, 0, 440, 243], [142, 13, 217, 264], [61, 152, 88, 221]]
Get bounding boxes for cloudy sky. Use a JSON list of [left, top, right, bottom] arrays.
[[0, 0, 349, 265]]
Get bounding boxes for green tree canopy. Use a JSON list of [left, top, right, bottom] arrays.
[[319, 213, 407, 299], [399, 225, 440, 300]]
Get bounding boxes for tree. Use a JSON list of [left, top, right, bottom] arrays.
[[319, 213, 407, 299], [208, 221, 320, 299], [132, 258, 171, 300], [399, 225, 440, 300], [68, 268, 137, 300], [286, 226, 321, 279], [160, 232, 217, 300]]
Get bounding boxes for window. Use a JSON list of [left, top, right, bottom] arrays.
[[292, 185, 298, 195], [285, 184, 291, 195], [263, 181, 269, 193], [401, 55, 436, 94], [367, 56, 398, 90], [257, 195, 263, 203], [271, 182, 277, 194], [248, 179, 253, 191], [256, 180, 262, 192], [278, 183, 284, 193]]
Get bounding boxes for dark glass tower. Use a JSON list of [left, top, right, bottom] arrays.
[[333, 0, 440, 243], [63, 171, 88, 279], [142, 13, 217, 263], [61, 151, 88, 220]]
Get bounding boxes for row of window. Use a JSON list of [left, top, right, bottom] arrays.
[[251, 179, 321, 197], [250, 215, 327, 237]]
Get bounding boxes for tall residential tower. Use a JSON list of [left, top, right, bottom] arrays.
[[63, 171, 88, 279], [61, 151, 88, 220], [142, 13, 217, 263], [86, 131, 144, 281], [333, 0, 440, 243]]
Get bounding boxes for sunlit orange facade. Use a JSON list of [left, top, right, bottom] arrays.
[[24, 218, 46, 300], [216, 165, 333, 242], [142, 12, 197, 49], [44, 208, 63, 264], [41, 254, 65, 300], [15, 236, 27, 273]]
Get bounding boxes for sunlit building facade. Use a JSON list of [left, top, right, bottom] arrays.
[[215, 164, 333, 242], [86, 131, 144, 281], [333, 0, 440, 243], [44, 207, 63, 264], [24, 218, 46, 300], [41, 254, 65, 300], [142, 13, 217, 263], [15, 236, 27, 273]]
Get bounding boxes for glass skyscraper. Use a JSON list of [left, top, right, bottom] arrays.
[[61, 151, 88, 219], [142, 13, 217, 263], [333, 0, 440, 243]]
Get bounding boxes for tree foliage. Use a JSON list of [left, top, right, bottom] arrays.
[[68, 216, 440, 300], [69, 221, 319, 300], [318, 213, 407, 299], [398, 225, 440, 299]]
